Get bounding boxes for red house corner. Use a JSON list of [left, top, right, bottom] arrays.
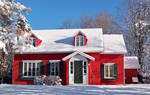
[[124, 56, 140, 84], [12, 28, 140, 85]]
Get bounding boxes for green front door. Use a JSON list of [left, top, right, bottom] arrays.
[[74, 61, 83, 84]]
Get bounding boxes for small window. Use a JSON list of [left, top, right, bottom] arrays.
[[75, 36, 84, 46], [49, 61, 60, 76], [30, 37, 36, 47], [104, 63, 114, 79]]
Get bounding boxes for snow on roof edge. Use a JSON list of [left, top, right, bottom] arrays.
[[102, 34, 127, 54], [124, 56, 140, 69]]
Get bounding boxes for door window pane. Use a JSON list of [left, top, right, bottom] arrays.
[[71, 62, 73, 74], [84, 62, 87, 74]]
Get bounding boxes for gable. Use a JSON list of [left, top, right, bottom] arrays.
[[62, 51, 95, 61]]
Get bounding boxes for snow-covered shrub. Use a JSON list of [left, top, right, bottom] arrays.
[[34, 75, 62, 86]]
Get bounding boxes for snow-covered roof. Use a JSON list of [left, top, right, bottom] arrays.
[[124, 56, 140, 69], [102, 35, 127, 54], [16, 28, 127, 54], [20, 28, 103, 53]]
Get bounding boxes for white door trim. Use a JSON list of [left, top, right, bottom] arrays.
[[69, 55, 88, 85]]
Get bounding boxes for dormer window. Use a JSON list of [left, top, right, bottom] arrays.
[[74, 31, 87, 46], [30, 37, 36, 47], [75, 36, 84, 46]]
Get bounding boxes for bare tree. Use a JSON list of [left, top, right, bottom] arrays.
[[59, 18, 74, 29], [59, 13, 122, 34]]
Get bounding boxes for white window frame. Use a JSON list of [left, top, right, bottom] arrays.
[[75, 36, 84, 46], [30, 37, 36, 46], [104, 63, 114, 79], [49, 60, 60, 76], [22, 60, 41, 78]]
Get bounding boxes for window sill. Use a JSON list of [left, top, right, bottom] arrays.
[[104, 78, 115, 81], [21, 76, 35, 80]]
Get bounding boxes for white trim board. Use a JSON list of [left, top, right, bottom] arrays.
[[62, 51, 95, 61]]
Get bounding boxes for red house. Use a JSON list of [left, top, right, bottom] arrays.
[[13, 28, 137, 85], [124, 56, 140, 84]]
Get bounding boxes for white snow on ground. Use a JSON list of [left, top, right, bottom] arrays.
[[0, 84, 150, 95]]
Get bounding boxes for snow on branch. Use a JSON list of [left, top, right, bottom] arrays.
[[0, 0, 32, 54]]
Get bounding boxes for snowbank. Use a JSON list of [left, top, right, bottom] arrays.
[[0, 84, 150, 95]]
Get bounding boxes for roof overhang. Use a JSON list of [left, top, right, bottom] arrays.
[[62, 51, 95, 61]]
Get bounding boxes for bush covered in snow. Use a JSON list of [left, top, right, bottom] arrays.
[[34, 75, 62, 86]]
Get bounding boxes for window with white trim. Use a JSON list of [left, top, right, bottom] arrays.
[[30, 37, 36, 47], [49, 61, 60, 76], [104, 63, 114, 79], [75, 36, 84, 46], [22, 61, 41, 77]]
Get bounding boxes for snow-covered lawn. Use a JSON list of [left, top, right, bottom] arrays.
[[0, 84, 150, 95]]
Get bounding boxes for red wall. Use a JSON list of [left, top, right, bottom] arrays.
[[13, 53, 69, 85], [13, 53, 124, 85], [125, 69, 138, 84], [86, 53, 124, 85]]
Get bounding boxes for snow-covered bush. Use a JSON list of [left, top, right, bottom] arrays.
[[34, 75, 62, 86]]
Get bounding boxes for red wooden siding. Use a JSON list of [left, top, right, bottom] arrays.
[[86, 53, 124, 85], [13, 53, 124, 85], [125, 69, 138, 84], [13, 53, 70, 85]]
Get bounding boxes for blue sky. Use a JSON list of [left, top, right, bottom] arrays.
[[16, 0, 123, 30]]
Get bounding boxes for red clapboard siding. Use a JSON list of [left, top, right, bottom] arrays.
[[125, 69, 138, 84], [13, 53, 125, 85]]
